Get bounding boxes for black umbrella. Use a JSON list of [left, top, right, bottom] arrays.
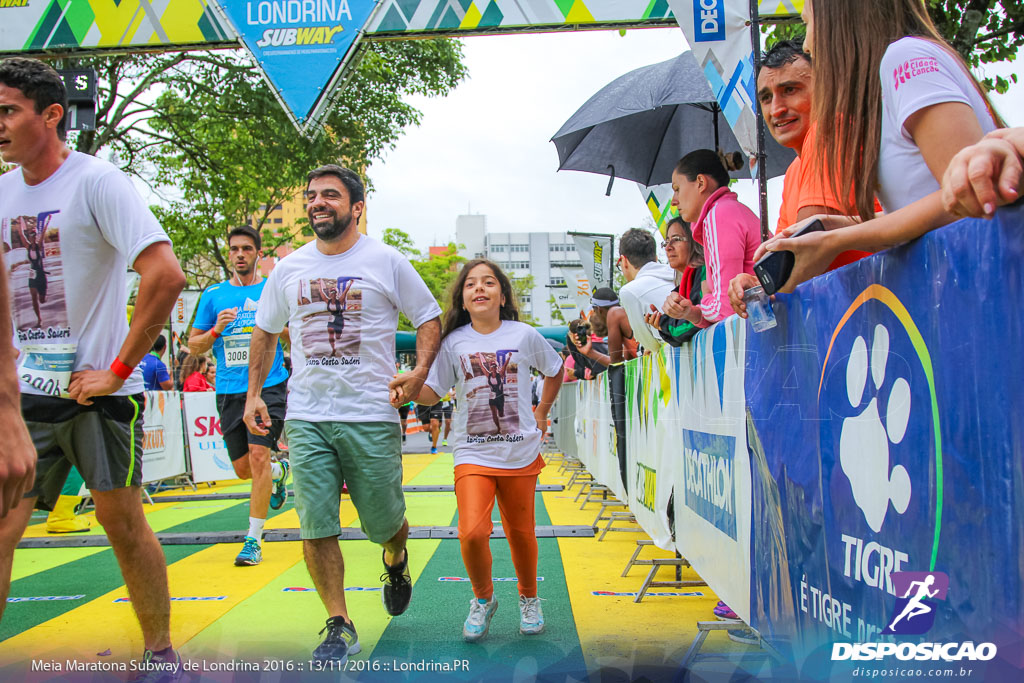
[[551, 51, 795, 189]]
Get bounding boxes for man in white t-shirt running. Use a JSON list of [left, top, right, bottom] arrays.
[[0, 57, 186, 680], [244, 165, 441, 666]]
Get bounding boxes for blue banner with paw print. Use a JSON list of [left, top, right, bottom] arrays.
[[743, 203, 1024, 678]]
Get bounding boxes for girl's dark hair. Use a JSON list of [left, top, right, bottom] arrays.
[[441, 260, 519, 341], [665, 216, 704, 268]]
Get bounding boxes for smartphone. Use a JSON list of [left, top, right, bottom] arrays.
[[753, 219, 826, 295], [575, 322, 591, 346]]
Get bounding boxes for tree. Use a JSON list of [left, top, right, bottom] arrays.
[[766, 1, 1021, 92], [411, 243, 465, 306], [56, 41, 467, 286], [512, 275, 538, 325], [378, 232, 465, 331], [547, 295, 568, 325], [381, 228, 419, 258]]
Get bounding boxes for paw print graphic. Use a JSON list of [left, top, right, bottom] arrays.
[[839, 324, 912, 533]]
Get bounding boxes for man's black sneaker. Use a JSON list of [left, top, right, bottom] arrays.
[[129, 649, 182, 683], [312, 616, 360, 664], [380, 549, 412, 616]]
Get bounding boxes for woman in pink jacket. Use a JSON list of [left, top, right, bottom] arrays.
[[670, 149, 761, 325]]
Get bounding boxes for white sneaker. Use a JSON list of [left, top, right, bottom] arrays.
[[519, 595, 544, 635], [463, 596, 498, 642]]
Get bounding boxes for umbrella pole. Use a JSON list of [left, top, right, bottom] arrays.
[[749, 0, 770, 242]]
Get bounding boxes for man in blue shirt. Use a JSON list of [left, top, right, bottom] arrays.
[[190, 226, 290, 567], [139, 335, 173, 390]]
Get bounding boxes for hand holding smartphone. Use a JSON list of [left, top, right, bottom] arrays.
[[753, 219, 826, 295]]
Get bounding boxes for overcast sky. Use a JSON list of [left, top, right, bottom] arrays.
[[363, 27, 1024, 253]]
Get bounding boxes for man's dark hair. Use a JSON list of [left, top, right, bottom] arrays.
[[591, 286, 619, 309], [0, 58, 67, 140], [228, 225, 261, 251], [307, 164, 364, 205], [151, 334, 167, 354], [675, 150, 730, 191], [618, 228, 657, 269], [760, 39, 810, 76]]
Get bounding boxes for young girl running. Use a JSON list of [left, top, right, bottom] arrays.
[[413, 259, 564, 642]]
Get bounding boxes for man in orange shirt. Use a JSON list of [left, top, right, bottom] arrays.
[[729, 40, 871, 317]]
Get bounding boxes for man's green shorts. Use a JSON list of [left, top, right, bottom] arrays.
[[284, 420, 405, 542]]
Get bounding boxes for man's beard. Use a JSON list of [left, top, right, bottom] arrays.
[[311, 211, 353, 241]]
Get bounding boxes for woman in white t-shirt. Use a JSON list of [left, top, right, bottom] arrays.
[[762, 0, 1005, 289], [415, 260, 564, 643]]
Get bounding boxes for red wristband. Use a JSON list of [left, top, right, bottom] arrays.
[[110, 358, 134, 380], [209, 329, 220, 339]]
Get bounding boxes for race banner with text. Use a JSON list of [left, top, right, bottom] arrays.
[[672, 317, 751, 623], [569, 231, 614, 293], [624, 350, 678, 550], [171, 290, 202, 338], [212, 0, 380, 129], [668, 0, 758, 163], [575, 373, 624, 501], [183, 391, 235, 483], [745, 205, 1024, 677], [141, 391, 188, 483]]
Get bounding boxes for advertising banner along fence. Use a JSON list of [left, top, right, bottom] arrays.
[[571, 206, 1023, 678], [183, 391, 235, 483], [140, 391, 188, 483], [744, 205, 1024, 674]]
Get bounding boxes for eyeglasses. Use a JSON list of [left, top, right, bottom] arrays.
[[661, 236, 687, 249]]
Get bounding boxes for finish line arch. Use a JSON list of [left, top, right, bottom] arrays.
[[0, 0, 802, 133]]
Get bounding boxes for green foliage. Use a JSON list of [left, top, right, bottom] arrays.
[[58, 41, 466, 287], [512, 275, 538, 325], [763, 1, 1021, 93], [385, 238, 466, 331], [547, 295, 568, 325], [381, 228, 419, 258]]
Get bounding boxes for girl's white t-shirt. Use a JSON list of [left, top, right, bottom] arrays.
[[877, 37, 998, 213], [425, 320, 563, 469]]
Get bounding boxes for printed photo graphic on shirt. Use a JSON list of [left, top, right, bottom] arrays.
[[2, 213, 74, 397], [460, 350, 519, 437], [297, 277, 363, 362]]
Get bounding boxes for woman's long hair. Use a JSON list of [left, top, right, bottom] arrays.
[[441, 259, 520, 342], [809, 0, 1004, 222], [181, 354, 207, 381]]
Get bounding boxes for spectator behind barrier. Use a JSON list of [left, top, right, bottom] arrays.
[[181, 354, 213, 392], [565, 318, 606, 380], [140, 333, 174, 390], [644, 217, 707, 346], [942, 127, 1024, 218], [671, 150, 760, 324], [760, 0, 1004, 291], [577, 287, 638, 367], [616, 228, 675, 353], [730, 39, 886, 319], [174, 348, 189, 389]]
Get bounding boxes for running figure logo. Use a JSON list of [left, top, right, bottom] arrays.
[[460, 350, 519, 436], [298, 277, 363, 358], [881, 571, 949, 635]]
